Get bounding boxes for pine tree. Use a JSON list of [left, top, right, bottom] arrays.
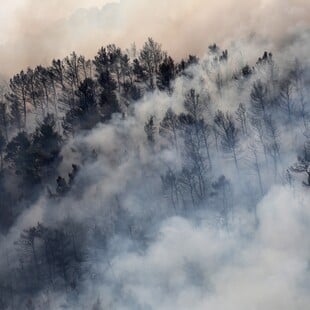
[[157, 56, 175, 92], [97, 71, 120, 120], [63, 78, 100, 134]]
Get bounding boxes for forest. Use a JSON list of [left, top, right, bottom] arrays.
[[0, 37, 309, 309]]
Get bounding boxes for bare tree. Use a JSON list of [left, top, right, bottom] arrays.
[[290, 140, 310, 186], [214, 110, 240, 169], [236, 103, 248, 135], [290, 59, 308, 130], [246, 143, 264, 195], [280, 78, 294, 124], [264, 115, 281, 179], [159, 108, 180, 151], [161, 168, 181, 212], [9, 71, 28, 127]]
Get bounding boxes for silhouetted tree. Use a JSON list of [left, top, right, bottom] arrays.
[[32, 114, 62, 179], [139, 38, 164, 89], [161, 168, 181, 212], [157, 56, 175, 92], [107, 44, 123, 91], [291, 140, 310, 186], [184, 89, 207, 122], [159, 108, 180, 151], [63, 78, 100, 134], [132, 58, 146, 83], [15, 226, 42, 285], [0, 130, 6, 170], [236, 103, 248, 135], [5, 131, 40, 185], [97, 71, 120, 120], [26, 68, 41, 115], [51, 59, 65, 89], [246, 143, 264, 195], [9, 71, 28, 127], [289, 59, 308, 129], [214, 111, 240, 169], [7, 93, 23, 131], [0, 101, 9, 140], [250, 80, 268, 118], [93, 47, 109, 77], [144, 116, 156, 147], [264, 115, 280, 179], [64, 52, 81, 91], [280, 78, 294, 124]]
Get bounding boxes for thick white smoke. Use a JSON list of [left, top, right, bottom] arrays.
[[0, 1, 309, 307], [94, 186, 310, 310], [0, 31, 308, 308]]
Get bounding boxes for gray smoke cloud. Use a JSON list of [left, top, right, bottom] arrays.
[[97, 186, 310, 310]]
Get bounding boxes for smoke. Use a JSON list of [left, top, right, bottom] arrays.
[[0, 0, 309, 77], [0, 0, 116, 77], [0, 1, 309, 308], [94, 186, 310, 310], [0, 31, 308, 308]]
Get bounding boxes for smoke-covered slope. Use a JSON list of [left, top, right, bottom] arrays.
[[0, 32, 309, 309]]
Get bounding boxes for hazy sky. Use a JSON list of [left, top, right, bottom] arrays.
[[0, 0, 309, 77], [0, 0, 113, 43]]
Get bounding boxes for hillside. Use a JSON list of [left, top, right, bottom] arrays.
[[0, 37, 309, 309]]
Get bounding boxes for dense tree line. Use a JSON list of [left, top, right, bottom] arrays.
[[0, 39, 309, 309]]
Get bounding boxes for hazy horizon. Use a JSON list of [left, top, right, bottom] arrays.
[[0, 0, 309, 77]]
